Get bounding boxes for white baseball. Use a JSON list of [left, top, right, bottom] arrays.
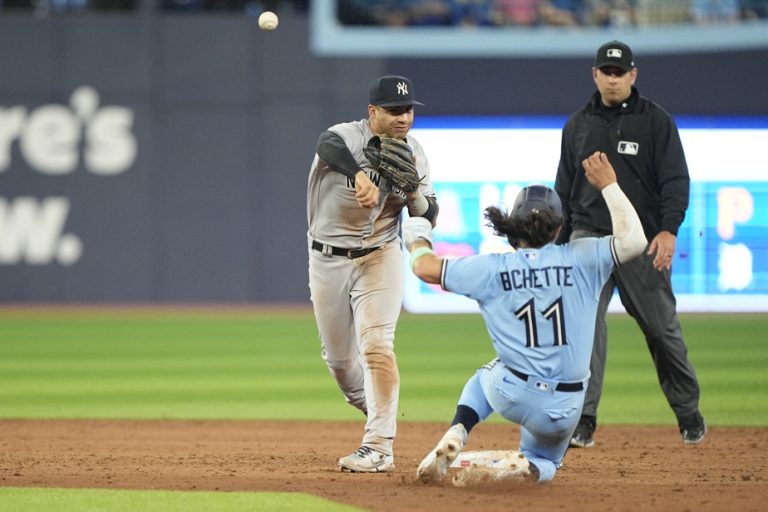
[[258, 11, 278, 31]]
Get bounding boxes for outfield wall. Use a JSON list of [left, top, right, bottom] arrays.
[[1, 9, 766, 303]]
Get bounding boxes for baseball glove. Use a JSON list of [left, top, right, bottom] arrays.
[[364, 135, 423, 193]]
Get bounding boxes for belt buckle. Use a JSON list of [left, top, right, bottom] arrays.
[[347, 248, 364, 259]]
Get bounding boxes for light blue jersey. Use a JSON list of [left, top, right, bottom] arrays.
[[441, 236, 617, 481], [442, 237, 617, 383]]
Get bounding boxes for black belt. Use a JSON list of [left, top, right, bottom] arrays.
[[312, 240, 381, 259], [506, 366, 583, 392]]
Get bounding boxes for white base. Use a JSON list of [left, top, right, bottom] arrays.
[[449, 450, 531, 487]]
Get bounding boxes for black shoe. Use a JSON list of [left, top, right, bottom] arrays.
[[679, 411, 706, 444], [570, 415, 596, 448]]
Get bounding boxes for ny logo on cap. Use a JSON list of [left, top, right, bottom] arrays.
[[607, 48, 623, 58], [396, 82, 408, 95]]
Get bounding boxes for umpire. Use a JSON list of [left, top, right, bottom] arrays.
[[555, 40, 706, 447]]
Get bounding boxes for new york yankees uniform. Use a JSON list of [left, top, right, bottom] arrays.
[[307, 118, 435, 458]]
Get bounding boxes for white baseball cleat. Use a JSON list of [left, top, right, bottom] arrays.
[[339, 446, 395, 473], [416, 424, 467, 483]]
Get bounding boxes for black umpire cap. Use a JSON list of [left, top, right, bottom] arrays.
[[369, 75, 424, 107], [595, 40, 635, 72], [510, 185, 563, 223]]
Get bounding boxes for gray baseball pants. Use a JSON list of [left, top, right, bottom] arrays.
[[308, 241, 402, 456]]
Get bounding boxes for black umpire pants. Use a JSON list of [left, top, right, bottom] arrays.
[[570, 229, 702, 424]]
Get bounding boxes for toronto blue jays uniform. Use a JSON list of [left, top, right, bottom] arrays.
[[442, 237, 617, 481]]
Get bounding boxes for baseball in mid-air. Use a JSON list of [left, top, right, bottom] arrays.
[[258, 11, 279, 31]]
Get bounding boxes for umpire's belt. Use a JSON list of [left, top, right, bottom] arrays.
[[505, 366, 583, 392], [312, 240, 381, 259]]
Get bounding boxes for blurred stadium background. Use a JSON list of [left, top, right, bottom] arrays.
[[0, 0, 766, 306]]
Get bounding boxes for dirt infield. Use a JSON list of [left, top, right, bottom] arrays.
[[1, 419, 766, 511]]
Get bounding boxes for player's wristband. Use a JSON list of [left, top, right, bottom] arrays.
[[409, 247, 435, 272]]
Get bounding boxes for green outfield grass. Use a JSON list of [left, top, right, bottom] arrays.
[[0, 487, 361, 512], [1, 309, 765, 510], [0, 309, 766, 426]]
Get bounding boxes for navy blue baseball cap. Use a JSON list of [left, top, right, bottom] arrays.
[[369, 75, 424, 107], [511, 185, 563, 222]]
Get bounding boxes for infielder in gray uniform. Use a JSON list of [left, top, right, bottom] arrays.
[[306, 75, 438, 473]]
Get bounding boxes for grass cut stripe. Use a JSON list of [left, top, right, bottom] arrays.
[[0, 310, 766, 426], [0, 487, 362, 512]]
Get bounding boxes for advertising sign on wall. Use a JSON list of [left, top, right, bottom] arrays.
[[0, 86, 137, 267], [405, 117, 768, 313]]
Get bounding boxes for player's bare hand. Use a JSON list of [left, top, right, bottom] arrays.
[[582, 152, 617, 191], [355, 170, 379, 208], [648, 230, 676, 271]]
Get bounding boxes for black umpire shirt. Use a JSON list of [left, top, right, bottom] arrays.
[[555, 87, 690, 244]]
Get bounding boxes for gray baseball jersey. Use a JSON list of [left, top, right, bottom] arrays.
[[306, 117, 435, 458], [307, 118, 435, 249]]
